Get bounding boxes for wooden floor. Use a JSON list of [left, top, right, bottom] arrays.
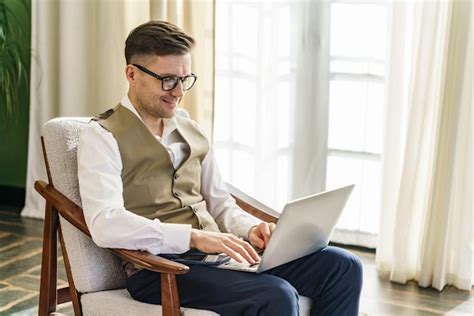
[[0, 207, 472, 315]]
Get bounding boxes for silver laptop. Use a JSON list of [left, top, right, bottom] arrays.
[[217, 184, 354, 273]]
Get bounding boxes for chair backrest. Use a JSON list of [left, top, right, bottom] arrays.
[[42, 117, 127, 293]]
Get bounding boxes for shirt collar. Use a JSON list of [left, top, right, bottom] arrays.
[[121, 94, 178, 139]]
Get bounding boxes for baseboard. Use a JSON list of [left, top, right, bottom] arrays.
[[0, 185, 25, 210], [329, 241, 376, 254]]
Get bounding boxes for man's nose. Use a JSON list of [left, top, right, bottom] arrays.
[[170, 81, 185, 97]]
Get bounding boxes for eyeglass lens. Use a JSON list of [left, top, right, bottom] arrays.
[[162, 76, 195, 91]]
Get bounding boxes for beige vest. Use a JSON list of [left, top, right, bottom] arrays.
[[94, 104, 220, 232]]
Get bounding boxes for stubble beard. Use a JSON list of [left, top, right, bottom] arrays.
[[136, 94, 175, 119]]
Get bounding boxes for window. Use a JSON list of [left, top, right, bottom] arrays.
[[214, 0, 391, 248], [214, 0, 296, 209], [326, 1, 390, 247]]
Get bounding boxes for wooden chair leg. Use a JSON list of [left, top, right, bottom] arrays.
[[38, 202, 58, 316], [58, 223, 82, 315], [161, 273, 181, 316]]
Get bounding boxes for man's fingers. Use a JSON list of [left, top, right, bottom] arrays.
[[253, 238, 265, 249], [225, 237, 256, 264], [239, 238, 261, 262], [192, 230, 264, 264], [222, 244, 244, 263], [269, 222, 276, 232], [261, 224, 271, 245]]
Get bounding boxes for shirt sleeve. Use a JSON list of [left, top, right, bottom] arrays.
[[200, 147, 262, 239], [77, 121, 191, 254]]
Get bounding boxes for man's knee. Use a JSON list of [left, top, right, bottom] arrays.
[[261, 277, 299, 315], [350, 253, 363, 283], [272, 278, 299, 302], [325, 247, 363, 291]]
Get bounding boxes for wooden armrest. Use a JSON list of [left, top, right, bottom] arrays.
[[227, 183, 279, 223], [34, 180, 189, 275], [114, 249, 188, 274]]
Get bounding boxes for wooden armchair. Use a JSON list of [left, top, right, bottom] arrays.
[[36, 117, 311, 315]]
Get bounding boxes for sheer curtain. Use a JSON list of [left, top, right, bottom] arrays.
[[376, 0, 473, 291], [214, 0, 329, 212], [214, 0, 391, 248], [22, 0, 214, 218]]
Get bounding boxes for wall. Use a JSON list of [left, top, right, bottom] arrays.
[[0, 0, 31, 207]]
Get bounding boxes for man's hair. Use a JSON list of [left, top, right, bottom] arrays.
[[125, 20, 194, 65]]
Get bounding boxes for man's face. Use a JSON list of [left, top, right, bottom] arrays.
[[129, 53, 192, 119]]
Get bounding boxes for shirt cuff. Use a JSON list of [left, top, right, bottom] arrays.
[[158, 222, 192, 254], [234, 215, 262, 240]]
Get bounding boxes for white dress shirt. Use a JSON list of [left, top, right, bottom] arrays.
[[77, 96, 260, 254]]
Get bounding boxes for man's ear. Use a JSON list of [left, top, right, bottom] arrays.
[[125, 65, 137, 85]]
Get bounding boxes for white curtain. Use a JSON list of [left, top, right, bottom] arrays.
[[213, 0, 329, 211], [376, 0, 473, 291], [291, 0, 330, 199], [22, 0, 214, 218]]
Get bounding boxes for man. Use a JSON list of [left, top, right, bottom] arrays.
[[78, 21, 362, 315]]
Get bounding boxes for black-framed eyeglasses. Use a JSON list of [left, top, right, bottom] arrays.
[[132, 64, 197, 91]]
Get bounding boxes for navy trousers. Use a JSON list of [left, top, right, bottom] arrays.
[[127, 246, 363, 315]]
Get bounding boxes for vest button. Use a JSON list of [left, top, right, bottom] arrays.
[[199, 224, 204, 229], [174, 173, 180, 180]]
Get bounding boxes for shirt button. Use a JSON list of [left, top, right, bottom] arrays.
[[174, 173, 180, 180], [192, 207, 198, 213], [174, 191, 181, 197], [199, 224, 204, 229]]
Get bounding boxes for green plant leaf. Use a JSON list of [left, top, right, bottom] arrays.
[[0, 0, 29, 124]]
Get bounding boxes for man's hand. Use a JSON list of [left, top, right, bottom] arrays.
[[248, 222, 276, 250], [190, 229, 260, 264]]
